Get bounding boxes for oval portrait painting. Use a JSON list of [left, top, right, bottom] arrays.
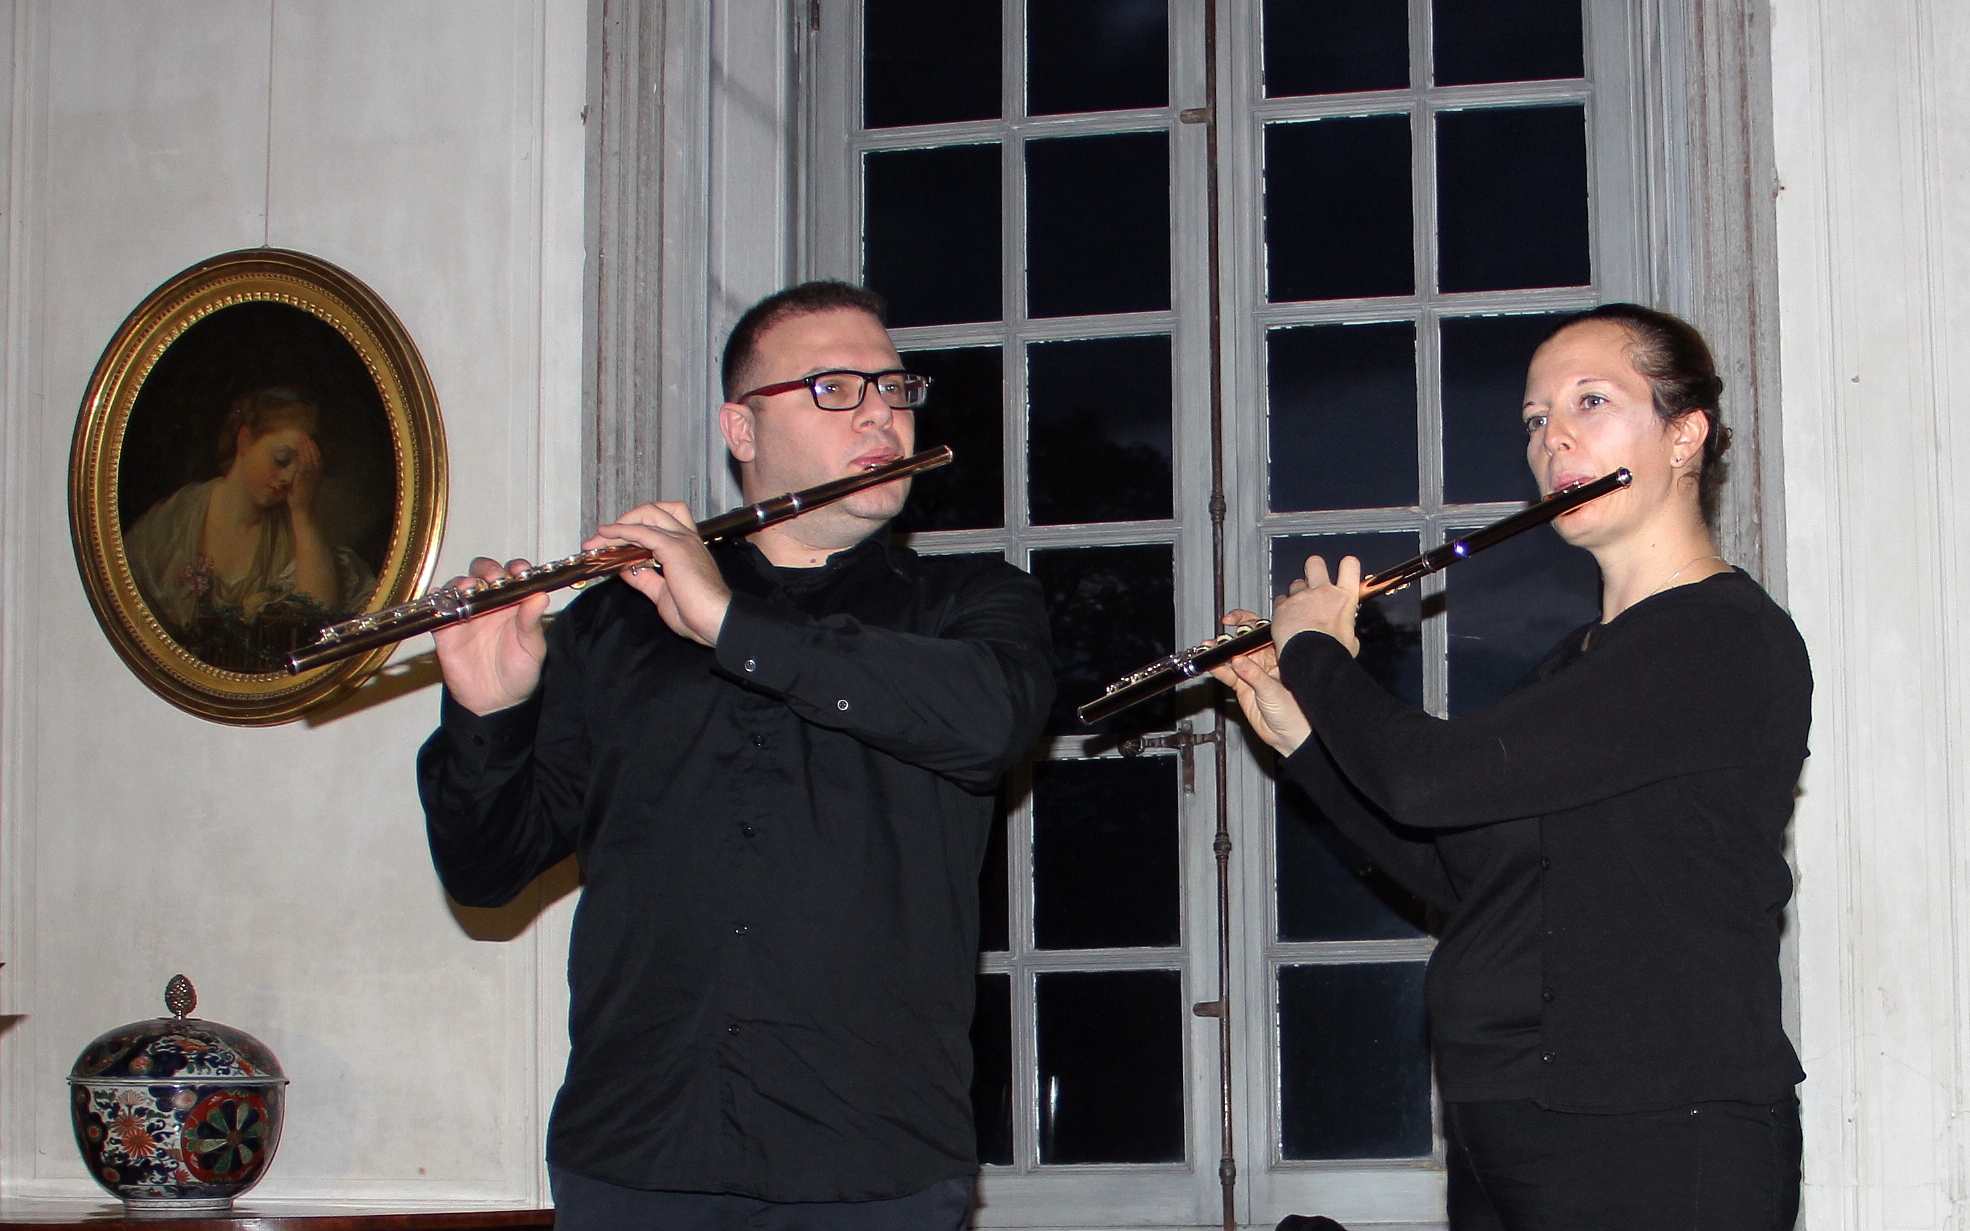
[[71, 250, 447, 724]]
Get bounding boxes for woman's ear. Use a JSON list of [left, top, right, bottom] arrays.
[[1670, 409, 1710, 467]]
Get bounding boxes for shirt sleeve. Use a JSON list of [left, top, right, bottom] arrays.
[[416, 626, 592, 908], [1278, 735, 1459, 911], [1276, 596, 1775, 829], [712, 566, 1055, 792]]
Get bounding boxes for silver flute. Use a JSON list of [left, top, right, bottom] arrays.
[[286, 446, 954, 675]]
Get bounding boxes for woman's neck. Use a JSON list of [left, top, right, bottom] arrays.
[[204, 472, 266, 536], [1594, 518, 1727, 623]]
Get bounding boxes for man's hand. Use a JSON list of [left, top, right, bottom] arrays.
[[432, 558, 550, 715], [1269, 555, 1362, 658], [1207, 609, 1312, 756], [589, 502, 732, 647]]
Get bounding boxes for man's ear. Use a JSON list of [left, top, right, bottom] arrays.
[[720, 400, 757, 463]]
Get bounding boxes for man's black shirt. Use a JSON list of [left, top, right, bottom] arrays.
[[1277, 569, 1810, 1111], [417, 536, 1054, 1202]]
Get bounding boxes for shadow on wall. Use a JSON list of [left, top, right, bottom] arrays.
[[304, 651, 445, 727], [447, 856, 583, 942], [244, 986, 359, 1182]]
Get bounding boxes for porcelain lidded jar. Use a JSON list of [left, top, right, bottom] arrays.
[[69, 975, 287, 1211]]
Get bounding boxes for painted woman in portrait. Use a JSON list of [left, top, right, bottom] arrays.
[[125, 387, 377, 672]]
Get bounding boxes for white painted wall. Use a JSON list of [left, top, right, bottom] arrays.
[[1773, 0, 1970, 1226], [0, 0, 588, 1205]]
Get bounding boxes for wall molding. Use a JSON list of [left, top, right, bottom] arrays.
[[583, 0, 798, 527], [582, 0, 667, 531], [1680, 0, 1786, 599], [0, 0, 46, 1195]]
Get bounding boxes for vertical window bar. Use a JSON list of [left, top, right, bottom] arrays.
[[1008, 758, 1040, 1171], [1004, 7, 1034, 1174], [1414, 0, 1450, 719]]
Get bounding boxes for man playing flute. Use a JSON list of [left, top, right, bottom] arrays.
[[417, 281, 1055, 1230]]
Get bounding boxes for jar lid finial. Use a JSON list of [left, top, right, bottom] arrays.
[[164, 974, 196, 1019]]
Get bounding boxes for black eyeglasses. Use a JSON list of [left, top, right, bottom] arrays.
[[737, 369, 932, 411]]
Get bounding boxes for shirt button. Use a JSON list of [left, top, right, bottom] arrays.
[[471, 735, 486, 747], [727, 1024, 740, 1036], [836, 698, 850, 711], [752, 734, 767, 747], [1541, 987, 1555, 1002], [743, 658, 758, 673], [1541, 1052, 1555, 1064], [1539, 856, 1551, 869], [733, 923, 749, 935], [742, 824, 756, 838]]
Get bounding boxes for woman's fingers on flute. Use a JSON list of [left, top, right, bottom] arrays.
[[1208, 652, 1309, 757]]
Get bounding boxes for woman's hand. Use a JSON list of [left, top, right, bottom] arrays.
[[1208, 609, 1312, 757], [431, 558, 551, 715], [1270, 554, 1362, 658], [283, 436, 336, 605], [588, 502, 731, 648], [287, 435, 323, 518]]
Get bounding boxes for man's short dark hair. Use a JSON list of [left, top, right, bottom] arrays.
[[721, 281, 889, 401]]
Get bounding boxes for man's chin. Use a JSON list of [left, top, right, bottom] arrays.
[[840, 486, 910, 524]]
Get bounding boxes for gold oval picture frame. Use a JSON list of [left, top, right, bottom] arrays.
[[71, 249, 448, 724]]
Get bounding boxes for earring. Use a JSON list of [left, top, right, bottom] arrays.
[[1672, 455, 1685, 466]]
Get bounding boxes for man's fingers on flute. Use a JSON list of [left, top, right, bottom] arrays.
[[1335, 554, 1363, 592]]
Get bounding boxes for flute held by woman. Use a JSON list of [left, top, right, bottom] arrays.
[[1075, 467, 1632, 726]]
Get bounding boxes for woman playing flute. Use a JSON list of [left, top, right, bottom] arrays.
[[1214, 304, 1809, 1230]]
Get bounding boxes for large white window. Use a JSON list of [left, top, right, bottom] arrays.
[[796, 0, 1666, 1225]]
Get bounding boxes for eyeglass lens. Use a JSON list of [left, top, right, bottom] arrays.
[[811, 371, 930, 410]]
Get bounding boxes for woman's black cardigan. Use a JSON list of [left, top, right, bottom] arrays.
[[1277, 570, 1811, 1110]]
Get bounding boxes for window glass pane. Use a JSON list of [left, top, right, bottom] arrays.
[[1029, 335, 1173, 525], [1268, 321, 1418, 512], [1263, 0, 1409, 97], [1278, 777, 1430, 941], [894, 345, 1004, 532], [1432, 0, 1584, 86], [1032, 544, 1176, 738], [1265, 115, 1414, 302], [1445, 525, 1599, 715], [1437, 106, 1589, 294], [1037, 969, 1186, 1163], [1028, 132, 1171, 318], [1279, 962, 1433, 1159], [1033, 757, 1180, 950], [1271, 532, 1423, 709], [865, 144, 1002, 327], [972, 973, 1015, 1166], [1442, 314, 1573, 505], [981, 786, 1011, 953], [864, 0, 1002, 128], [1029, 0, 1169, 116]]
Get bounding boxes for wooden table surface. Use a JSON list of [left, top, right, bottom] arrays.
[[0, 1201, 553, 1231]]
